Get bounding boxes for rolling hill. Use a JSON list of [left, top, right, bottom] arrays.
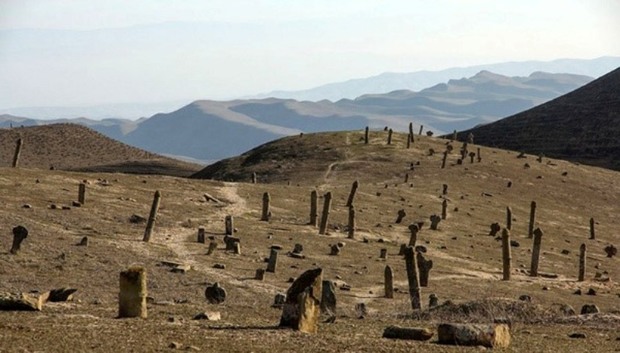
[[457, 67, 620, 171], [0, 128, 619, 351], [0, 123, 201, 176], [0, 71, 594, 163]]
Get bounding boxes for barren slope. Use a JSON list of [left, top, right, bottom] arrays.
[[0, 123, 202, 177], [458, 67, 620, 171], [0, 131, 618, 352]]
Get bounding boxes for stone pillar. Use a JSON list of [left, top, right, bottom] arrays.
[[387, 128, 393, 145], [442, 184, 448, 195], [142, 190, 161, 242], [261, 192, 271, 221], [266, 248, 278, 273], [380, 248, 388, 259], [589, 218, 595, 240], [252, 172, 257, 184], [364, 126, 369, 144], [225, 215, 233, 235], [408, 224, 419, 247], [384, 265, 394, 299], [318, 192, 332, 235], [347, 206, 355, 239], [346, 180, 359, 207], [530, 228, 543, 277], [506, 207, 512, 230], [78, 183, 86, 205], [528, 201, 537, 238], [417, 252, 433, 287], [501, 229, 511, 281], [408, 122, 414, 142], [406, 135, 411, 149], [418, 125, 424, 135], [578, 243, 586, 282], [429, 215, 441, 230], [197, 227, 206, 243], [441, 200, 448, 220], [477, 147, 481, 162], [404, 246, 421, 310], [12, 138, 23, 168], [309, 190, 318, 227], [10, 226, 28, 254], [395, 209, 406, 224], [441, 151, 448, 169], [404, 173, 409, 183], [118, 266, 147, 318]]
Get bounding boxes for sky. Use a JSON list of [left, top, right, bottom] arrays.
[[0, 0, 619, 110]]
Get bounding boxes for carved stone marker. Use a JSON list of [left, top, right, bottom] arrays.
[[502, 229, 511, 281], [384, 265, 394, 298], [347, 206, 355, 239], [578, 243, 586, 282], [142, 190, 161, 242], [204, 282, 226, 304], [309, 190, 318, 227], [395, 209, 406, 224], [119, 266, 147, 318], [207, 241, 218, 255], [589, 218, 595, 239], [387, 128, 393, 145], [197, 227, 206, 243], [417, 252, 433, 287], [225, 215, 234, 235], [318, 192, 332, 235], [429, 215, 441, 230], [530, 227, 543, 277], [320, 280, 336, 319], [528, 201, 537, 238], [408, 224, 419, 247], [346, 180, 359, 207], [506, 207, 512, 230], [261, 192, 271, 221], [438, 323, 510, 348], [364, 126, 369, 144], [279, 268, 323, 334], [404, 246, 421, 310], [78, 183, 86, 205], [266, 248, 278, 273], [12, 138, 22, 168], [489, 222, 501, 236], [441, 199, 448, 220], [10, 225, 28, 254]]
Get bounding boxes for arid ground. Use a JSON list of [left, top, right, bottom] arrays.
[[0, 131, 618, 352]]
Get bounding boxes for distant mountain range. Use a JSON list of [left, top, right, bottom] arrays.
[[251, 56, 620, 101], [0, 70, 593, 162], [458, 67, 620, 171]]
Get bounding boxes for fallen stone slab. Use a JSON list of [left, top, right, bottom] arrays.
[[0, 292, 46, 311], [382, 326, 434, 341], [48, 288, 78, 302], [437, 323, 510, 348]]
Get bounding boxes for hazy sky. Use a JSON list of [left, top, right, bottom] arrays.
[[1, 0, 619, 109]]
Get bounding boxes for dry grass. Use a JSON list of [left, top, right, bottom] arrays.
[[0, 130, 618, 352]]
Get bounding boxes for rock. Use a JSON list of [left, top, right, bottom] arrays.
[[559, 304, 576, 316], [72, 201, 82, 207], [561, 249, 570, 255], [204, 283, 226, 304], [289, 252, 305, 259], [383, 326, 434, 341], [272, 293, 286, 308], [192, 311, 221, 321], [355, 303, 367, 319], [48, 288, 77, 302], [212, 264, 226, 269], [169, 342, 182, 349], [293, 244, 303, 253], [0, 292, 46, 311], [129, 214, 147, 224], [428, 294, 439, 308], [518, 295, 531, 302], [279, 268, 323, 333], [573, 289, 582, 295], [22, 204, 32, 209], [77, 236, 88, 246], [171, 265, 191, 274], [568, 333, 586, 339], [510, 240, 520, 247], [437, 323, 510, 348], [580, 304, 600, 315], [329, 244, 341, 256], [270, 244, 283, 250], [586, 288, 596, 296]]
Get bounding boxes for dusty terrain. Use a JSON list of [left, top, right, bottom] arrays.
[[0, 130, 618, 352], [0, 124, 202, 177]]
